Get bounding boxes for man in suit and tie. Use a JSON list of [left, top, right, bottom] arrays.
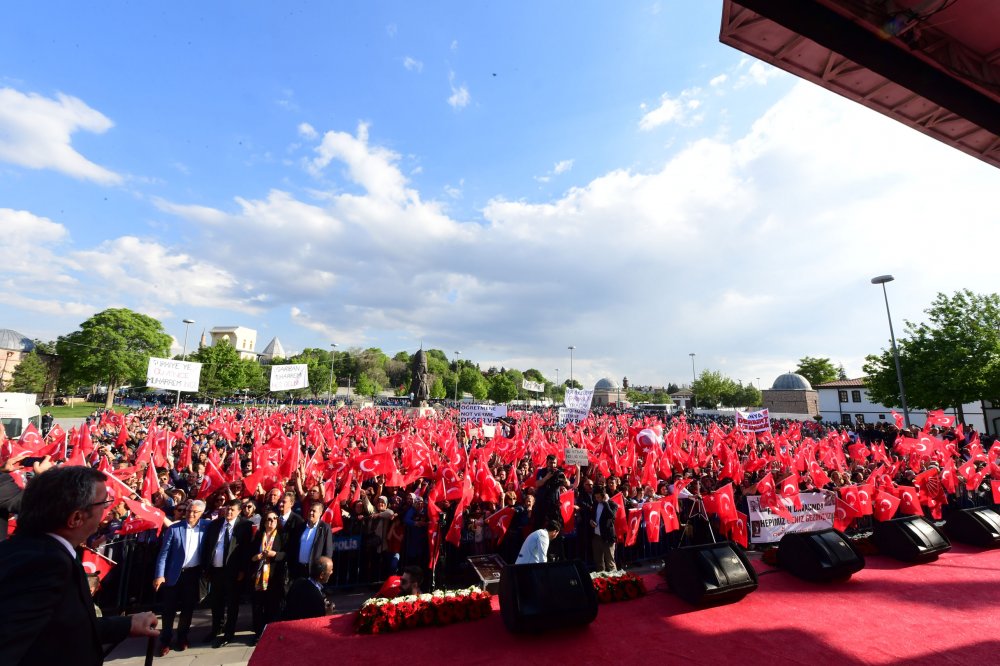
[[280, 556, 333, 621], [277, 491, 304, 534], [201, 499, 253, 648], [288, 502, 334, 581], [0, 466, 159, 665], [153, 499, 209, 656]]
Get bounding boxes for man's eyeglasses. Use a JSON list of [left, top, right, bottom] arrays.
[[89, 498, 115, 508]]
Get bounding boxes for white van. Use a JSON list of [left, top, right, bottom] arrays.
[[0, 393, 41, 438]]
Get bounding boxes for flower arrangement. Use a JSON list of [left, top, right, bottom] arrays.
[[356, 587, 493, 634], [590, 570, 647, 603]]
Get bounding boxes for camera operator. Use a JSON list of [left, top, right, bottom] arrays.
[[0, 466, 159, 665]]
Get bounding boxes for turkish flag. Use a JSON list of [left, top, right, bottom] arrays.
[[199, 457, 228, 498], [925, 410, 955, 428], [625, 508, 642, 547], [121, 496, 165, 535], [81, 548, 115, 585], [959, 460, 981, 491], [140, 456, 159, 502], [726, 511, 749, 549], [321, 500, 344, 533], [18, 423, 44, 451], [992, 480, 1000, 505], [560, 490, 576, 532], [874, 491, 900, 522], [839, 485, 861, 514], [610, 492, 628, 542], [780, 473, 800, 497], [892, 411, 904, 430], [486, 506, 515, 542], [896, 485, 923, 516], [662, 494, 680, 533], [643, 500, 663, 543], [757, 472, 776, 496], [704, 483, 737, 523], [833, 497, 858, 532]]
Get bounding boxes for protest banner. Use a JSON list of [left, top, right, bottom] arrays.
[[459, 404, 508, 426], [564, 448, 590, 466], [522, 379, 545, 393], [146, 358, 202, 392], [558, 406, 590, 425], [746, 491, 835, 543], [737, 408, 771, 433], [269, 364, 309, 391], [564, 388, 594, 410]]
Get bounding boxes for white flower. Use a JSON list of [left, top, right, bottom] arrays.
[[419, 593, 432, 602]]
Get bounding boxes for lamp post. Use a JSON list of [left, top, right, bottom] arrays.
[[568, 346, 575, 386], [689, 352, 696, 411], [453, 351, 462, 403], [871, 274, 910, 428], [176, 319, 195, 408], [327, 343, 338, 407]]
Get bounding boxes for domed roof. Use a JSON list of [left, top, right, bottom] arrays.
[[771, 372, 812, 391], [0, 329, 34, 352], [594, 377, 619, 390]]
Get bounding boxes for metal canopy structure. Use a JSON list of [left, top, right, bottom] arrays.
[[720, 0, 1000, 170]]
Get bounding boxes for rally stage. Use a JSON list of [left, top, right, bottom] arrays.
[[250, 544, 1000, 666]]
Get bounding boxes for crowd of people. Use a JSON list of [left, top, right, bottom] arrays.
[[1, 402, 998, 659]]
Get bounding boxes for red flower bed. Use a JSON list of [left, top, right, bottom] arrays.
[[356, 587, 493, 634], [590, 571, 647, 604]]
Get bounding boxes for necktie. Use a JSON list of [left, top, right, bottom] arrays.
[[223, 522, 232, 561]]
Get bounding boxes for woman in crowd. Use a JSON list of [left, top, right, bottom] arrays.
[[249, 510, 286, 646]]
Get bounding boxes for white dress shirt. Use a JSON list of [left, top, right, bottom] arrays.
[[212, 520, 236, 568], [515, 528, 550, 565], [182, 522, 202, 568], [298, 522, 318, 565]]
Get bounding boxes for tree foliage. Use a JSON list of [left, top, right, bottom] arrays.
[[9, 350, 47, 393], [192, 340, 246, 398], [488, 373, 518, 403], [354, 372, 382, 400], [795, 356, 840, 388], [459, 366, 488, 400], [863, 289, 1000, 422], [57, 308, 172, 407]]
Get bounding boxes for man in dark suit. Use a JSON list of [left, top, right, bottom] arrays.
[[280, 556, 333, 621], [0, 466, 159, 665], [201, 498, 253, 647], [589, 486, 618, 572], [277, 491, 304, 534], [153, 499, 209, 656], [287, 502, 334, 581]]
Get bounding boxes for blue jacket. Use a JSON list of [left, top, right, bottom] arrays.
[[156, 519, 210, 586]]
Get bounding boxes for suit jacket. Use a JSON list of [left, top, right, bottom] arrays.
[[0, 534, 130, 666], [279, 511, 304, 536], [248, 528, 288, 589], [280, 577, 327, 621], [592, 500, 618, 543], [201, 517, 253, 574], [286, 520, 335, 567], [155, 519, 210, 586]]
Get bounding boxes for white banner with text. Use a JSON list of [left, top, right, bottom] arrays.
[[269, 364, 310, 391], [746, 491, 835, 544], [459, 403, 508, 426], [146, 358, 202, 392]]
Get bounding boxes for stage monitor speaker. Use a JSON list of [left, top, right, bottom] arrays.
[[873, 515, 951, 562], [498, 560, 598, 633], [777, 529, 865, 582], [945, 507, 1000, 547], [666, 541, 758, 606]]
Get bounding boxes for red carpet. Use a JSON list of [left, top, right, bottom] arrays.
[[252, 545, 1000, 666]]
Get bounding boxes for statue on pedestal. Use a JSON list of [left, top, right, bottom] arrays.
[[410, 349, 431, 407]]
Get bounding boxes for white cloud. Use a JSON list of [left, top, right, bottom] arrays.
[[733, 59, 785, 89], [403, 56, 424, 73], [709, 74, 728, 87], [0, 87, 121, 184], [447, 71, 471, 109], [553, 159, 574, 175], [639, 87, 704, 130], [450, 40, 459, 51], [298, 122, 318, 140], [386, 24, 397, 38]]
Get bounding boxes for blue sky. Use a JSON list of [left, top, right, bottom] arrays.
[[2, 2, 997, 391]]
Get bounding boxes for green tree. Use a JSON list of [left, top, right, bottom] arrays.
[[355, 372, 382, 400], [430, 375, 447, 399], [863, 289, 1000, 423], [488, 373, 518, 403], [691, 370, 731, 408], [459, 366, 488, 401], [795, 356, 840, 388], [564, 379, 583, 390], [666, 382, 680, 394], [9, 350, 47, 393], [523, 368, 546, 383], [192, 340, 246, 398], [57, 308, 172, 407]]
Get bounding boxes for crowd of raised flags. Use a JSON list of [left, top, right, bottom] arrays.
[[2, 402, 999, 589]]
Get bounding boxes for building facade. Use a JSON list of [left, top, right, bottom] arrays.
[[208, 326, 258, 361]]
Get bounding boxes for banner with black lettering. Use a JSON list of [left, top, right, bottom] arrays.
[[146, 358, 202, 392], [459, 403, 507, 426], [269, 364, 309, 391], [737, 408, 771, 433], [746, 491, 835, 543]]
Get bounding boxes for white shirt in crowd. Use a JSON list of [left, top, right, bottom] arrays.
[[212, 520, 236, 568], [182, 523, 202, 568], [516, 528, 550, 565]]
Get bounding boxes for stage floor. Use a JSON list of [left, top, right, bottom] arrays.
[[251, 544, 1000, 666]]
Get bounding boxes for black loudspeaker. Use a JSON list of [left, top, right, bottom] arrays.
[[945, 507, 1000, 547], [666, 541, 758, 606], [777, 529, 865, 582], [873, 515, 951, 562], [498, 560, 598, 633]]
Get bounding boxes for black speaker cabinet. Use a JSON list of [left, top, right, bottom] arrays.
[[666, 541, 758, 606], [498, 560, 598, 633], [945, 507, 1000, 547], [777, 529, 865, 582], [874, 515, 951, 562]]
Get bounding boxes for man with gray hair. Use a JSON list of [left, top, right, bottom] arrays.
[[0, 466, 160, 665], [153, 499, 209, 656]]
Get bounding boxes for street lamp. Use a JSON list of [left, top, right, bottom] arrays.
[[176, 319, 195, 408], [871, 275, 910, 428], [689, 352, 696, 410], [453, 351, 462, 403], [327, 343, 338, 407], [568, 346, 575, 386]]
